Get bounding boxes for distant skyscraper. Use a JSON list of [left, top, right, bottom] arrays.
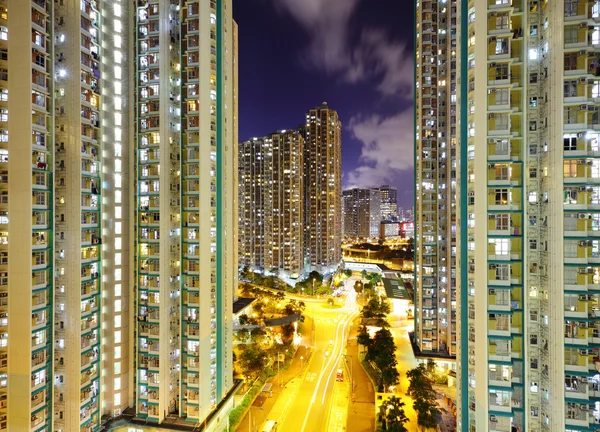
[[304, 103, 342, 272], [379, 185, 398, 221], [342, 188, 381, 239], [343, 189, 357, 238], [416, 1, 600, 431], [239, 131, 304, 275]]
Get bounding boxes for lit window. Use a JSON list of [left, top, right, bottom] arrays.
[[529, 48, 538, 60]]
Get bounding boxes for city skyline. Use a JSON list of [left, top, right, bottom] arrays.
[[232, 1, 415, 208]]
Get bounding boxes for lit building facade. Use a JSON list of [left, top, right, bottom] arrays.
[[304, 103, 342, 273], [379, 185, 398, 221], [4, 0, 130, 431], [418, 0, 600, 431], [414, 0, 458, 361], [134, 0, 237, 426], [342, 187, 381, 240], [1, 1, 236, 431], [238, 131, 304, 275]]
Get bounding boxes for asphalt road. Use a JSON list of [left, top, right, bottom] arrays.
[[272, 281, 359, 432]]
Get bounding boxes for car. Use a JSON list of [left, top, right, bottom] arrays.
[[336, 369, 344, 381], [261, 420, 278, 432]]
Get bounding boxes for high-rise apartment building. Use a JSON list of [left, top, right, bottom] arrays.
[[304, 103, 342, 272], [417, 1, 600, 431], [414, 0, 458, 362], [342, 188, 381, 239], [3, 0, 130, 430], [1, 1, 237, 431], [239, 131, 304, 275], [134, 0, 237, 425], [342, 189, 356, 239], [379, 185, 398, 221]]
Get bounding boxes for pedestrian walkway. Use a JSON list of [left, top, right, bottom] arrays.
[[345, 317, 375, 432], [236, 345, 310, 432]]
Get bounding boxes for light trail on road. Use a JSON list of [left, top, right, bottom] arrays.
[[299, 289, 358, 432]]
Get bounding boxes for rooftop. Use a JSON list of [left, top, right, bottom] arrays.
[[382, 277, 411, 301], [233, 297, 255, 315]]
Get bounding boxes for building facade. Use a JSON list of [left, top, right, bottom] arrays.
[[414, 0, 458, 361], [342, 189, 356, 239], [134, 0, 236, 425], [343, 187, 381, 240], [379, 185, 398, 221], [0, 1, 236, 431], [418, 0, 600, 431], [4, 0, 132, 431], [239, 131, 304, 275], [304, 103, 342, 273]]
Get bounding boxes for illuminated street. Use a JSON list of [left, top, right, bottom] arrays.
[[243, 280, 358, 432]]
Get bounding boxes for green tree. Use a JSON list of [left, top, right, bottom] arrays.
[[308, 270, 323, 284], [357, 326, 372, 348], [361, 297, 391, 319], [379, 396, 409, 432], [238, 346, 267, 379], [344, 269, 353, 278], [281, 323, 295, 344], [361, 269, 368, 280], [365, 328, 399, 390], [250, 327, 268, 346], [235, 328, 250, 342], [316, 284, 332, 296], [406, 364, 444, 430]]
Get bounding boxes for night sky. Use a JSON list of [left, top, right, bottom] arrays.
[[232, 0, 415, 209]]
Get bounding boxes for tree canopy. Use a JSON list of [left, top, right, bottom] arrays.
[[406, 362, 444, 430], [379, 396, 409, 432]]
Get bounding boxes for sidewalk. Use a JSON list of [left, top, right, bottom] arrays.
[[346, 317, 375, 432], [236, 345, 310, 432]]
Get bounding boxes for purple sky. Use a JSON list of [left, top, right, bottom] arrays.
[[233, 0, 415, 209]]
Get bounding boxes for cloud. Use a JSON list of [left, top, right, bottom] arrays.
[[345, 109, 414, 188], [273, 0, 412, 98]]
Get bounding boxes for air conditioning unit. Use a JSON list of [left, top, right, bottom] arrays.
[[580, 349, 589, 355], [581, 77, 588, 83], [580, 213, 587, 219], [490, 113, 497, 118]]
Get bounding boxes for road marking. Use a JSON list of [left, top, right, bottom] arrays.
[[300, 291, 359, 432], [305, 372, 317, 382]]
